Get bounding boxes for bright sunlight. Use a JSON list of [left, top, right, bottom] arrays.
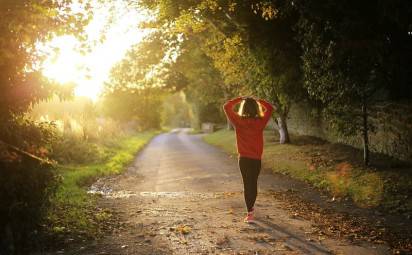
[[41, 1, 150, 100]]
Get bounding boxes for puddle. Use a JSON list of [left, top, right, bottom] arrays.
[[139, 191, 216, 199], [88, 184, 113, 196], [88, 185, 240, 200], [88, 185, 138, 198]]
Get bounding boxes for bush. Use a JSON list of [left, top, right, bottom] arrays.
[[46, 131, 158, 243], [51, 134, 106, 164], [0, 117, 60, 254], [0, 152, 59, 254]]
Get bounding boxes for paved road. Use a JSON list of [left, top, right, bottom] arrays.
[[76, 129, 388, 255]]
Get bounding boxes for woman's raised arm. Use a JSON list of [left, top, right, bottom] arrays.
[[223, 97, 243, 126], [257, 99, 274, 125]]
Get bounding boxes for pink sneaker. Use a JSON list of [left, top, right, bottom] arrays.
[[243, 209, 255, 223]]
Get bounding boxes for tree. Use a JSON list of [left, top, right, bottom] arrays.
[[296, 0, 412, 165], [169, 39, 229, 129], [0, 0, 88, 147], [102, 33, 168, 130], [0, 0, 87, 116], [102, 87, 163, 130], [138, 0, 306, 143], [0, 1, 89, 253], [161, 92, 192, 128]]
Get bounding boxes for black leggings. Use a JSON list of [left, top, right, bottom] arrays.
[[239, 157, 262, 212]]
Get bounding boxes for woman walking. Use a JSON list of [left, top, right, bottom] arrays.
[[223, 96, 274, 223]]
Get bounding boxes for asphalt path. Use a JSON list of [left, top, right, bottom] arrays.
[[68, 129, 389, 255]]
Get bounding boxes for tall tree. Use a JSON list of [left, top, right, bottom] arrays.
[[296, 0, 412, 165], [170, 38, 232, 129], [103, 33, 168, 129], [0, 1, 89, 253], [0, 0, 88, 147], [139, 0, 306, 143]]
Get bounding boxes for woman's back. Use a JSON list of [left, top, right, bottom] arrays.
[[234, 118, 266, 159], [223, 96, 274, 160]]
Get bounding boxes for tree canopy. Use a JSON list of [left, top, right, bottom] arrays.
[[131, 0, 412, 163]]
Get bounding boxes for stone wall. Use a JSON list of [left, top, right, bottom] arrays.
[[287, 101, 412, 162]]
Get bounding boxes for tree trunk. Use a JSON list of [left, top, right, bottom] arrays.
[[223, 89, 233, 130], [82, 125, 88, 141], [362, 102, 370, 166], [276, 114, 290, 144]]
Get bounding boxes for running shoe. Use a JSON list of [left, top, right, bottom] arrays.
[[243, 209, 255, 223]]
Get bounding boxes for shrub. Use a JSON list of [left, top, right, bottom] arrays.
[[0, 152, 59, 254], [0, 117, 60, 254], [51, 134, 106, 164]]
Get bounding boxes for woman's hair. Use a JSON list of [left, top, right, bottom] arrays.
[[238, 97, 263, 118]]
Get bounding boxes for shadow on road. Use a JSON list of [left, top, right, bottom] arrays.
[[254, 219, 331, 254]]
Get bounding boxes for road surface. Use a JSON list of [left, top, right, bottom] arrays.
[[72, 129, 389, 255]]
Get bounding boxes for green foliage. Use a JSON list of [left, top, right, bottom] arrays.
[[171, 39, 228, 126], [102, 88, 163, 130], [31, 97, 128, 143], [31, 96, 94, 120], [161, 92, 192, 128], [103, 33, 168, 130], [203, 129, 237, 154], [0, 0, 88, 118], [204, 129, 412, 212], [0, 154, 59, 254], [200, 1, 304, 115], [47, 131, 158, 241], [292, 0, 412, 163], [0, 2, 90, 253], [0, 116, 56, 152], [297, 2, 376, 136], [138, 0, 306, 141], [296, 0, 412, 136], [138, 0, 412, 148], [107, 32, 169, 91], [51, 135, 106, 164]]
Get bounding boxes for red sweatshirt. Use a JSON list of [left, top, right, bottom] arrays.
[[223, 97, 274, 160]]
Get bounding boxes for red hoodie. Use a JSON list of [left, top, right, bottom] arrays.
[[223, 97, 274, 160]]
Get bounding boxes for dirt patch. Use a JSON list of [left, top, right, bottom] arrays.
[[269, 189, 412, 253]]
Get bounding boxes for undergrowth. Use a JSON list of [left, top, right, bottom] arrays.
[[45, 131, 158, 241], [204, 129, 412, 214]]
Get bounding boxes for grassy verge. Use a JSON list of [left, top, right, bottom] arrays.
[[204, 129, 412, 215], [47, 131, 159, 239]]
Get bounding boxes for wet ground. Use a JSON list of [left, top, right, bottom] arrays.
[[65, 129, 391, 254]]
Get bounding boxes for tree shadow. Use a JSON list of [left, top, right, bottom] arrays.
[[249, 218, 332, 254]]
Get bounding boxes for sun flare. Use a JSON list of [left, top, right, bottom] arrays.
[[41, 2, 150, 100]]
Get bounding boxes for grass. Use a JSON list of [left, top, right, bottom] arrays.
[[204, 129, 412, 214], [47, 131, 159, 238]]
